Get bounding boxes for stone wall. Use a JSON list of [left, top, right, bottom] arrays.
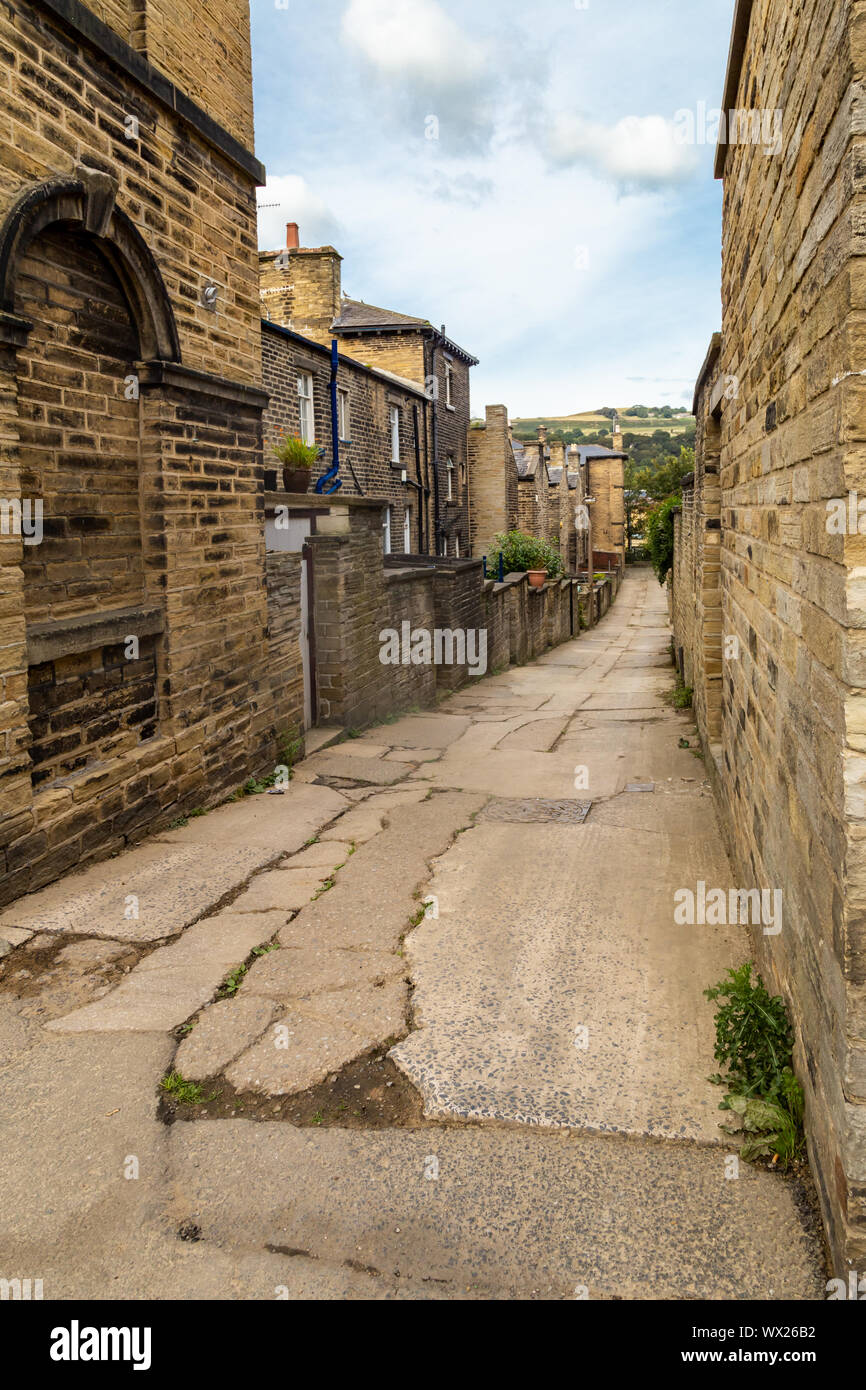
[[671, 0, 866, 1268], [288, 499, 598, 732], [264, 551, 305, 761], [0, 1, 302, 907]]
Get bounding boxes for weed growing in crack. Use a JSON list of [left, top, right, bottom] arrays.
[[705, 962, 805, 1168], [218, 964, 248, 997], [160, 1071, 215, 1105]]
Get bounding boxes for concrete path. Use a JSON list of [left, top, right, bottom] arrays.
[[0, 568, 826, 1299]]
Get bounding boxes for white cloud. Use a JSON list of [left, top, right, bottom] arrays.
[[341, 0, 486, 90], [256, 175, 340, 252], [546, 112, 699, 187]]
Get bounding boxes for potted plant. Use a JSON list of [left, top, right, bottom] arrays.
[[270, 431, 320, 493], [487, 530, 564, 587]]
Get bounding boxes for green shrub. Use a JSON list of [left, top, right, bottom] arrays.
[[487, 530, 564, 580], [646, 494, 680, 584]]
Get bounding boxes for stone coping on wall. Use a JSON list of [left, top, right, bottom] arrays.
[[264, 492, 389, 513], [27, 605, 165, 664]]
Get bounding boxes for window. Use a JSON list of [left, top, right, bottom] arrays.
[[298, 373, 314, 444], [403, 507, 411, 553], [454, 535, 460, 558], [383, 507, 391, 555], [390, 405, 400, 463], [337, 387, 350, 441], [445, 360, 454, 409], [447, 457, 454, 501]]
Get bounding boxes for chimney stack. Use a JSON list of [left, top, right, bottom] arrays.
[[286, 221, 300, 250]]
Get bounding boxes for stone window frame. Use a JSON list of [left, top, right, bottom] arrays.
[[337, 387, 351, 443], [389, 404, 401, 464]]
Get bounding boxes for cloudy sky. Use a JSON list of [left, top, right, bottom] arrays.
[[250, 0, 735, 417]]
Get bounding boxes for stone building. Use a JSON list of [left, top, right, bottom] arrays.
[[0, 0, 300, 906], [262, 321, 429, 555], [578, 436, 628, 572], [671, 0, 866, 1267], [469, 412, 592, 574], [468, 405, 518, 560], [259, 225, 479, 559]]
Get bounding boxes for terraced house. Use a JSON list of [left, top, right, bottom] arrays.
[[259, 223, 479, 558]]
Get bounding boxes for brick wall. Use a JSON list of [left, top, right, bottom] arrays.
[[262, 323, 426, 553]]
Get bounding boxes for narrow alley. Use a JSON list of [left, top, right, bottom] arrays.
[[0, 569, 825, 1299]]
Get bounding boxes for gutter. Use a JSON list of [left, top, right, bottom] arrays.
[[714, 0, 756, 179]]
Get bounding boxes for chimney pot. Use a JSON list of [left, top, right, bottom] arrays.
[[286, 222, 300, 250]]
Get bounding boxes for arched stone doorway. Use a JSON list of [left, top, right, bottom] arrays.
[[0, 170, 179, 789]]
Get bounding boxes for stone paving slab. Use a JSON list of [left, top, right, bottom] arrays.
[[0, 782, 350, 944], [230, 869, 330, 914], [300, 751, 409, 785], [175, 997, 280, 1080], [0, 841, 268, 943], [317, 787, 431, 844], [225, 1010, 369, 1095], [241, 945, 404, 999], [225, 980, 410, 1098], [170, 1121, 825, 1300], [45, 911, 288, 1033], [391, 812, 740, 1144], [155, 783, 349, 853]]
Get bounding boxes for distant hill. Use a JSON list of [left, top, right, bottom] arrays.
[[512, 407, 695, 439]]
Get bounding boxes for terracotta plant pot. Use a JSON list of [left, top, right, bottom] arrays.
[[527, 569, 548, 589], [284, 466, 312, 494]]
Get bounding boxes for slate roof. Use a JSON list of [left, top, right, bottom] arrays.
[[575, 444, 628, 464], [511, 439, 532, 478], [331, 298, 432, 331], [332, 298, 479, 365]]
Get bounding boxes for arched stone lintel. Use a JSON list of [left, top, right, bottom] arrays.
[[0, 173, 180, 362]]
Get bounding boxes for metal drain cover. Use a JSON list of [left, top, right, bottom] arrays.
[[483, 798, 592, 824]]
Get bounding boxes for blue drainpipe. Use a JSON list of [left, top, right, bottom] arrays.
[[316, 338, 343, 495]]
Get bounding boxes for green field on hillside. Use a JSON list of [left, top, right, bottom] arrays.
[[512, 408, 695, 438]]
